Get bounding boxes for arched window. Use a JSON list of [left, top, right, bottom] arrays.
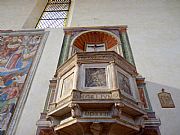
[[36, 0, 71, 28]]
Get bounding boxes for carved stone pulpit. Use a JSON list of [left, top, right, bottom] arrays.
[[36, 26, 161, 135]]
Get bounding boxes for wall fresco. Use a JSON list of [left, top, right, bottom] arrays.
[[0, 31, 46, 134]]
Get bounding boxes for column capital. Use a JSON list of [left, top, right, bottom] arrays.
[[64, 30, 73, 35], [119, 27, 127, 33]]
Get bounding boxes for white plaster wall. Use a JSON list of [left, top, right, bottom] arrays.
[[0, 0, 47, 29], [71, 0, 180, 135], [15, 28, 64, 135]]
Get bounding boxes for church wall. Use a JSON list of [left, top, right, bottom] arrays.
[[14, 28, 64, 135], [71, 0, 180, 135], [0, 0, 47, 29]]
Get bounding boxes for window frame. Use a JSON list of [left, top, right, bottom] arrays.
[[36, 0, 71, 28]]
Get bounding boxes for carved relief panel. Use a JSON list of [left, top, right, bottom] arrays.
[[117, 72, 132, 95], [80, 64, 110, 90], [61, 73, 74, 97], [85, 68, 106, 87]]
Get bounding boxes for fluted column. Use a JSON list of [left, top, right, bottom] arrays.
[[119, 27, 135, 66]]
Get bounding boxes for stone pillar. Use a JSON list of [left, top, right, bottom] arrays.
[[110, 61, 118, 90], [58, 31, 72, 66], [119, 27, 136, 66]]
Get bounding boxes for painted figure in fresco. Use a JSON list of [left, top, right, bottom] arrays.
[[0, 103, 15, 131], [0, 36, 22, 69], [0, 82, 20, 104]]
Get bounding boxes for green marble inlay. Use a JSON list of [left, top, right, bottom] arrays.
[[57, 34, 72, 67], [120, 32, 135, 66]]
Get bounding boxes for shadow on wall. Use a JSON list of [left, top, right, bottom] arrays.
[[145, 81, 180, 135]]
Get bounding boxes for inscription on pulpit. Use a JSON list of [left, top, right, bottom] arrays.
[[83, 111, 111, 118], [81, 93, 112, 99], [158, 89, 175, 108]]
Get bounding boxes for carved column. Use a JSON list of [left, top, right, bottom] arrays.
[[73, 63, 80, 90], [110, 61, 118, 90], [119, 27, 135, 66]]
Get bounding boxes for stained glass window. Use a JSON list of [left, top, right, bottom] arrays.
[[36, 0, 71, 28]]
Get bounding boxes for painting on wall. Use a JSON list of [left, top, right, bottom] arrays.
[[118, 72, 132, 95], [0, 30, 48, 134], [85, 68, 106, 87], [158, 89, 175, 108]]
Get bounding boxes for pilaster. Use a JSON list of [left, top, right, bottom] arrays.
[[119, 27, 135, 66], [58, 30, 72, 66]]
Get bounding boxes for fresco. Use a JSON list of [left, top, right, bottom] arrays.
[[0, 32, 45, 134]]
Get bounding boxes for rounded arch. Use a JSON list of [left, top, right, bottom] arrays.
[[70, 30, 121, 51]]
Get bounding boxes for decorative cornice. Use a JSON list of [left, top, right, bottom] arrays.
[[64, 25, 128, 32]]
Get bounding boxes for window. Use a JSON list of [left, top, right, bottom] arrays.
[[36, 0, 71, 28], [86, 43, 105, 52]]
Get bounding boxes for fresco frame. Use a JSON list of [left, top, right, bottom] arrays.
[[0, 29, 49, 135]]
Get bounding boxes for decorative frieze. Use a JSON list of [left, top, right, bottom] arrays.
[[80, 93, 112, 100], [82, 111, 111, 118]]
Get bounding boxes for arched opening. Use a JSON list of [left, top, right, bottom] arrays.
[[70, 30, 122, 56]]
